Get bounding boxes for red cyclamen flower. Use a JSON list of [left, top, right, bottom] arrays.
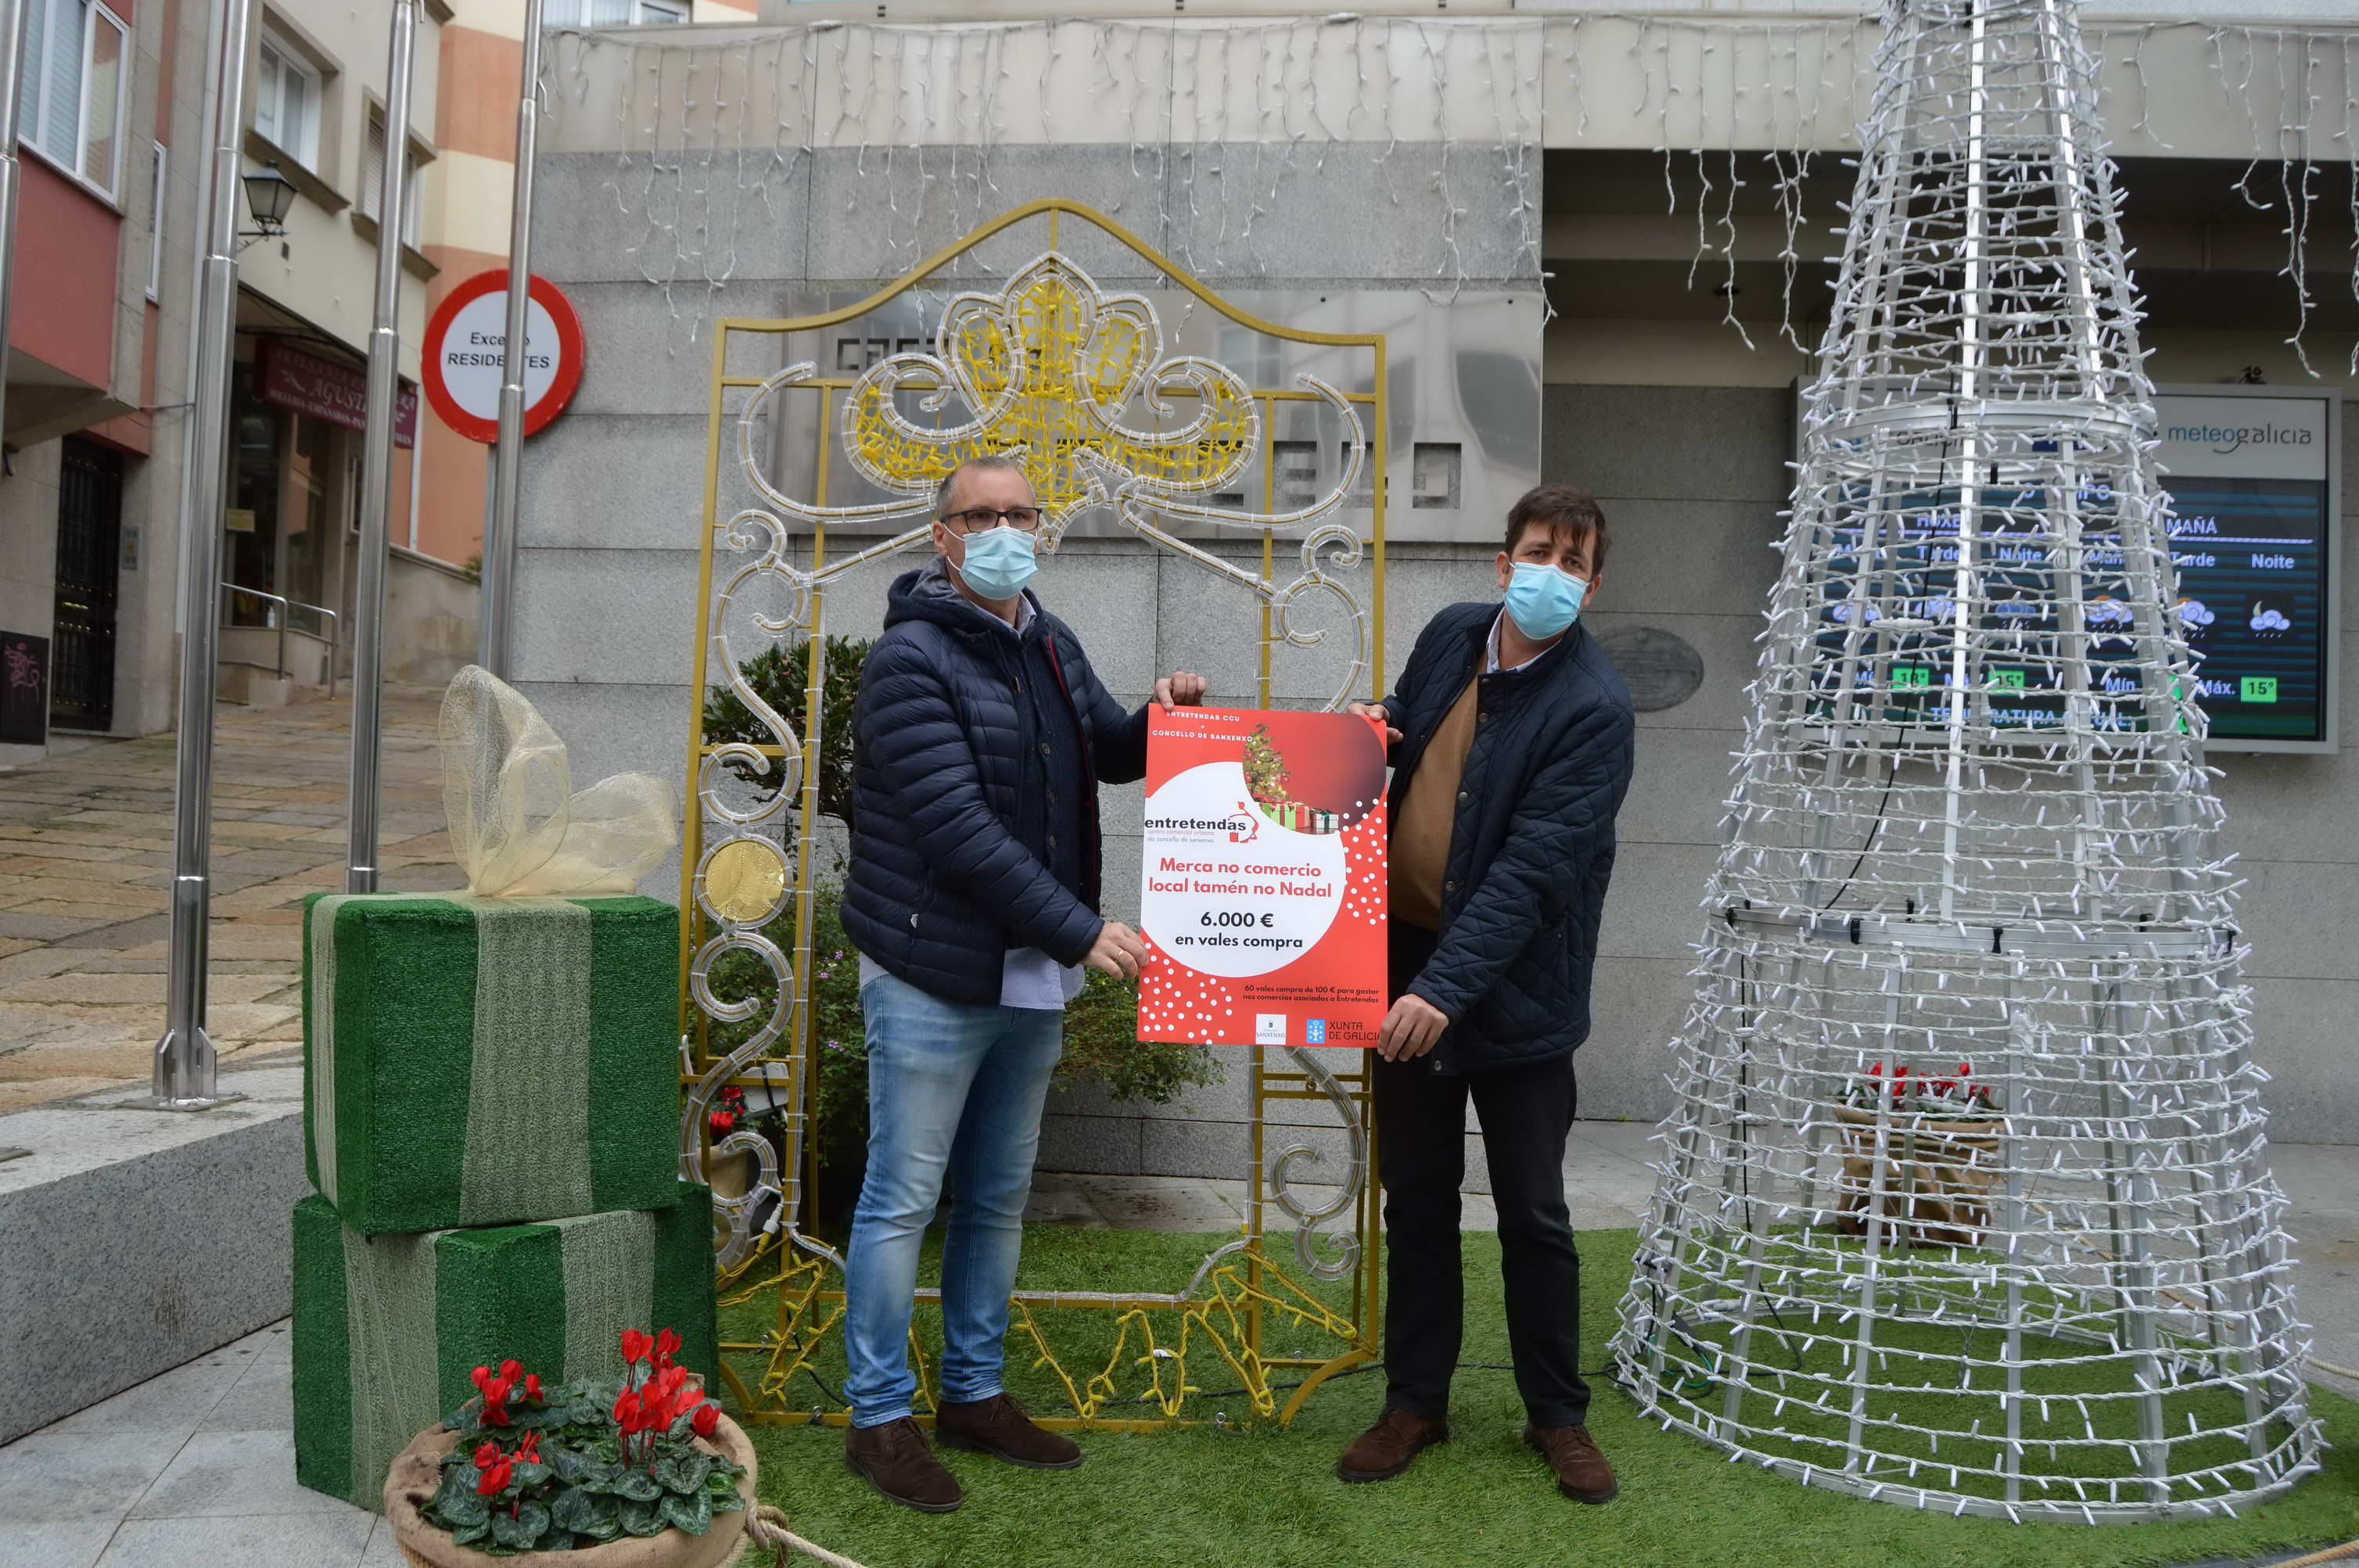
[[620, 1329, 653, 1366], [690, 1403, 720, 1439], [475, 1459, 512, 1496], [523, 1373, 541, 1401], [654, 1329, 681, 1370], [474, 1441, 501, 1469]]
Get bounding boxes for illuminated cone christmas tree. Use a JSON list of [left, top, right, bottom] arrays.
[[1609, 0, 2322, 1521]]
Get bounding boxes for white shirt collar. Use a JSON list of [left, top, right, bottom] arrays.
[[1486, 609, 1556, 675]]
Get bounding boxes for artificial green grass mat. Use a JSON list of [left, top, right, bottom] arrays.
[[728, 1227, 2359, 1568]]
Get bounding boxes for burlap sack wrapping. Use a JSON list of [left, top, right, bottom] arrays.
[[1830, 1104, 2002, 1249], [382, 1416, 756, 1568]]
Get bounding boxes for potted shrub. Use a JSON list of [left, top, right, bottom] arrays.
[[383, 1329, 755, 1565], [1830, 1062, 2002, 1249]]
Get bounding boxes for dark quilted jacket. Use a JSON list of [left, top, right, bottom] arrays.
[[1383, 602, 1636, 1073], [842, 560, 1147, 1005]]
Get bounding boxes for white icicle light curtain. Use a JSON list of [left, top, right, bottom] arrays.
[[440, 665, 679, 897], [1609, 0, 2322, 1527], [534, 13, 2354, 366]]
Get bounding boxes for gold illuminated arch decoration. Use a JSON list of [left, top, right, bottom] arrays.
[[677, 199, 1388, 1431]]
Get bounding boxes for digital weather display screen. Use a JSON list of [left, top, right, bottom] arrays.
[[1793, 389, 2339, 753], [2153, 392, 2339, 749]]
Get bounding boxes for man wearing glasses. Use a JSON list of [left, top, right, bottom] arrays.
[[838, 454, 1208, 1512]]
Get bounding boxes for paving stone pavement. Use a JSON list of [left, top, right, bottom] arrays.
[[0, 687, 455, 1114]]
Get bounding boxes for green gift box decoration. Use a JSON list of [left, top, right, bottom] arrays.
[[303, 891, 683, 1235], [291, 1184, 720, 1512]]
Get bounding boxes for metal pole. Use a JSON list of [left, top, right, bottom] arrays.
[[0, 0, 31, 447], [146, 0, 258, 1111], [346, 0, 418, 895], [479, 0, 548, 680]]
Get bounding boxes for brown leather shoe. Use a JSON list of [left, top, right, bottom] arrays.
[[845, 1417, 964, 1512], [1524, 1423, 1619, 1504], [1335, 1407, 1450, 1483], [934, 1394, 1083, 1470]]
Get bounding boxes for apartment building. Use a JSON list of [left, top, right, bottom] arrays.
[[1, 0, 189, 762], [412, 0, 752, 569]]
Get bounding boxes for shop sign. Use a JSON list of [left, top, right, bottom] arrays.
[[255, 339, 419, 448]]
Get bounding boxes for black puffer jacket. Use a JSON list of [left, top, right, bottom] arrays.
[[842, 560, 1147, 1005], [1384, 602, 1636, 1073]]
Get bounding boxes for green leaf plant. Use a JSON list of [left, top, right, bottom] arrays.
[[420, 1327, 745, 1555]]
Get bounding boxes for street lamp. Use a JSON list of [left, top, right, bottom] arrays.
[[237, 161, 296, 248]]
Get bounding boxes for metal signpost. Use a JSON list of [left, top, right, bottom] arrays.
[[147, 0, 262, 1111], [479, 0, 551, 681], [347, 0, 422, 895]]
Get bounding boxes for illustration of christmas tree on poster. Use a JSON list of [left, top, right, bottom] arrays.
[[1137, 707, 1388, 1048]]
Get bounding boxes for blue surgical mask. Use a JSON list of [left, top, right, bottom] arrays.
[[1503, 561, 1588, 640], [956, 525, 1038, 601]]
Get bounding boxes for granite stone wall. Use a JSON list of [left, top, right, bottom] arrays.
[[512, 143, 2356, 1172]]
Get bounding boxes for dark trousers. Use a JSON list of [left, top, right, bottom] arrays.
[[1372, 922, 1590, 1430]]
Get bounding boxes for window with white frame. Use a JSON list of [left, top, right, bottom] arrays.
[[361, 111, 421, 247], [253, 34, 321, 169], [541, 0, 684, 26], [145, 142, 165, 298], [16, 0, 130, 198]]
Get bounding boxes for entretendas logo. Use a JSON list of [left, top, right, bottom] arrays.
[[1140, 809, 1261, 844], [2167, 421, 2314, 456]]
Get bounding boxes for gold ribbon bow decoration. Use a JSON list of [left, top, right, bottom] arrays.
[[440, 665, 678, 897]]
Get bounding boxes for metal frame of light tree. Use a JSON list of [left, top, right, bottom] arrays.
[[1611, 0, 2322, 1524], [673, 199, 1388, 1430]]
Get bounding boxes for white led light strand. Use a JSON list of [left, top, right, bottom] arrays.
[[541, 15, 2349, 366], [1611, 0, 2323, 1524]]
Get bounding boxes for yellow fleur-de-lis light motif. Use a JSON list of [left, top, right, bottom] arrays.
[[842, 253, 1258, 522]]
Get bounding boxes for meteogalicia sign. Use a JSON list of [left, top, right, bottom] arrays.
[[422, 271, 586, 445]]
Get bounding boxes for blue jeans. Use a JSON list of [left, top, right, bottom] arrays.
[[842, 971, 1065, 1428]]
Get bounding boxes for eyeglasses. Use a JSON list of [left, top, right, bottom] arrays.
[[939, 506, 1044, 534]]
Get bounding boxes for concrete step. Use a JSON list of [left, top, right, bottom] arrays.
[[0, 1059, 306, 1444], [215, 663, 335, 709]]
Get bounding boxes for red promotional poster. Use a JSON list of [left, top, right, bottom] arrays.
[[1136, 707, 1388, 1049]]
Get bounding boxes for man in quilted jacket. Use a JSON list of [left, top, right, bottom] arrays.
[[836, 454, 1206, 1512], [1335, 485, 1636, 1504]]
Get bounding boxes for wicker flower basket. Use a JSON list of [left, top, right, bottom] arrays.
[[383, 1416, 759, 1568], [1829, 1103, 2003, 1249]]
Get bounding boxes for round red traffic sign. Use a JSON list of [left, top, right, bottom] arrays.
[[422, 271, 585, 444]]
